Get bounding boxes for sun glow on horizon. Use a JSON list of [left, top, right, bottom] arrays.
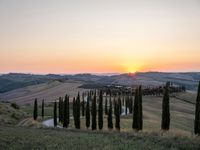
[[0, 0, 200, 73]]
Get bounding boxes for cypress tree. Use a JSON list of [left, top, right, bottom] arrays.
[[118, 96, 122, 115], [86, 93, 90, 129], [82, 93, 85, 116], [58, 97, 63, 123], [63, 94, 69, 128], [33, 98, 38, 120], [125, 96, 128, 115], [73, 97, 76, 127], [138, 86, 143, 130], [194, 81, 200, 134], [54, 101, 57, 127], [115, 102, 120, 131], [41, 99, 44, 119], [132, 88, 139, 130], [108, 96, 113, 130], [76, 93, 81, 129], [161, 82, 170, 130], [105, 96, 108, 115], [92, 92, 97, 130], [98, 90, 103, 130]]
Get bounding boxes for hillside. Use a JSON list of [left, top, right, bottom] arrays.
[[0, 80, 87, 105], [0, 126, 200, 150], [0, 102, 27, 125], [0, 72, 199, 94]]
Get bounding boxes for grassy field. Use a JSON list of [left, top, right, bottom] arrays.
[[19, 92, 196, 134], [0, 80, 87, 105], [0, 126, 200, 150]]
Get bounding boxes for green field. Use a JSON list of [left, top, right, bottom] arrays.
[[0, 126, 200, 150]]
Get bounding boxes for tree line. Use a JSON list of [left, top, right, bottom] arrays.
[[33, 81, 200, 135]]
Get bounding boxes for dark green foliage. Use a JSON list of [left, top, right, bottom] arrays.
[[33, 98, 38, 120], [73, 97, 76, 126], [10, 103, 19, 110], [115, 101, 120, 131], [105, 96, 108, 115], [118, 97, 122, 115], [75, 93, 81, 129], [82, 93, 85, 116], [63, 94, 69, 128], [161, 82, 170, 130], [86, 93, 90, 128], [92, 92, 97, 130], [194, 81, 200, 134], [138, 86, 143, 130], [98, 90, 103, 130], [108, 96, 113, 130], [125, 96, 128, 115], [58, 97, 63, 123], [132, 86, 143, 130], [132, 88, 139, 130], [41, 99, 44, 119], [54, 101, 57, 127]]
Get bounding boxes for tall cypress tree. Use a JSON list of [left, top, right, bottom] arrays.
[[92, 92, 97, 130], [125, 96, 128, 115], [132, 88, 139, 130], [54, 101, 57, 127], [161, 82, 170, 130], [86, 93, 90, 129], [118, 96, 122, 115], [108, 96, 113, 130], [115, 102, 120, 131], [105, 96, 108, 115], [82, 93, 85, 116], [76, 93, 81, 129], [138, 86, 143, 130], [41, 99, 44, 119], [73, 97, 76, 127], [63, 94, 69, 128], [194, 81, 200, 134], [58, 97, 63, 123], [33, 98, 38, 120], [98, 90, 103, 130]]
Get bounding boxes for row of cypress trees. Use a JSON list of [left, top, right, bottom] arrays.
[[33, 81, 200, 135], [33, 98, 44, 120]]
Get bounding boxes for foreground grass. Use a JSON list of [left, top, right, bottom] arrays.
[[0, 126, 200, 150]]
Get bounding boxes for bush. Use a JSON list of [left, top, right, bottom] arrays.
[[10, 103, 20, 109]]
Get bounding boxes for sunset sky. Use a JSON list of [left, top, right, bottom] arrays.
[[0, 0, 200, 74]]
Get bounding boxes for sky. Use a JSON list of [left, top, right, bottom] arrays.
[[0, 0, 200, 74]]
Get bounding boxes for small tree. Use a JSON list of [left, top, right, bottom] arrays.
[[41, 99, 44, 119], [86, 93, 90, 129], [92, 92, 97, 130], [33, 98, 38, 120], [194, 81, 200, 134], [54, 101, 57, 127], [98, 90, 103, 130], [161, 82, 170, 130], [108, 96, 113, 130]]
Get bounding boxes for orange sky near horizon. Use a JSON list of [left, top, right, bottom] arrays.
[[0, 0, 200, 74]]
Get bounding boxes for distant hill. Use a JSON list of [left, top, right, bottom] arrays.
[[0, 72, 199, 93]]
